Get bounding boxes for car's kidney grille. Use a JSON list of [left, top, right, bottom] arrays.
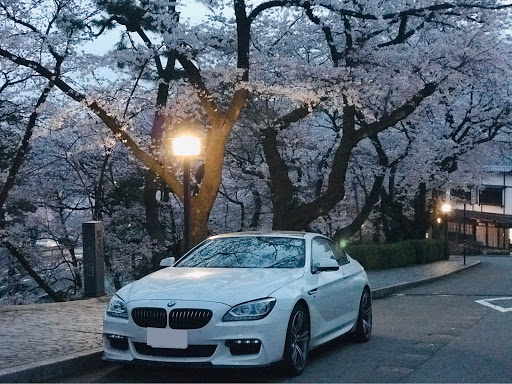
[[132, 307, 167, 328], [169, 309, 213, 329]]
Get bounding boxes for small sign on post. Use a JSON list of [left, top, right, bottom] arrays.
[[82, 221, 105, 297], [471, 188, 478, 205]]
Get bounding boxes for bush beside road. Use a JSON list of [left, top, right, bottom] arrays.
[[346, 239, 445, 270]]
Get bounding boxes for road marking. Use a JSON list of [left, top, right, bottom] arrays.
[[375, 366, 414, 375], [475, 297, 512, 312]]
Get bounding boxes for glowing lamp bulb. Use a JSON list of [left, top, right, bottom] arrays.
[[172, 135, 200, 157], [441, 203, 452, 213]]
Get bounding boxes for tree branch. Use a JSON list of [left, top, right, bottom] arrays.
[[360, 81, 440, 139], [0, 48, 184, 198], [175, 52, 220, 124], [333, 173, 385, 243], [2, 240, 64, 302]]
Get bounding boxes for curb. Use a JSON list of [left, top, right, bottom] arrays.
[[372, 260, 481, 299], [0, 348, 106, 383]]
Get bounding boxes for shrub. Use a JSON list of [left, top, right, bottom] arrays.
[[345, 239, 445, 270], [408, 240, 428, 264]]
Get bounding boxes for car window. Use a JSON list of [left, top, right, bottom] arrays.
[[311, 237, 349, 268], [329, 241, 349, 266], [175, 237, 305, 268], [311, 238, 336, 270]]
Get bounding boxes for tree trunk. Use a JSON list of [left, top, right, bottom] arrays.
[[93, 150, 111, 220], [249, 187, 261, 228], [270, 134, 357, 230], [261, 83, 439, 233], [144, 170, 166, 244], [412, 182, 429, 239], [145, 62, 174, 268], [332, 174, 384, 244], [188, 200, 209, 248], [261, 128, 295, 229]]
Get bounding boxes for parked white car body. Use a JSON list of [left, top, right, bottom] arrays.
[[103, 232, 372, 376]]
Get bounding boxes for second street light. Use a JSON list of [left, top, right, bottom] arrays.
[[441, 202, 452, 259], [172, 135, 200, 253]]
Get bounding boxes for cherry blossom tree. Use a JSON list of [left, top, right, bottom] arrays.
[[242, 0, 512, 239], [0, 0, 511, 263]]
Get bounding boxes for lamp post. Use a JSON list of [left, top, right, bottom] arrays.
[[463, 202, 466, 265], [172, 135, 200, 253], [441, 203, 452, 259]]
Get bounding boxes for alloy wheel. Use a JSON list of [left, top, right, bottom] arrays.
[[360, 289, 372, 339], [290, 309, 309, 371], [281, 305, 310, 376]]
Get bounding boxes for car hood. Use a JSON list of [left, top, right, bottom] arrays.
[[118, 267, 305, 306]]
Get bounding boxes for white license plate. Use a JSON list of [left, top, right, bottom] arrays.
[[147, 328, 188, 349]]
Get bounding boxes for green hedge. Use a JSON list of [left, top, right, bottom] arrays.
[[344, 239, 445, 270]]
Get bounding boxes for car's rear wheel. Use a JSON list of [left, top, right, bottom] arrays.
[[353, 287, 372, 342], [281, 303, 310, 376]]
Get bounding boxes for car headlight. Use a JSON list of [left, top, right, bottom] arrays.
[[223, 298, 276, 321], [106, 295, 128, 319]]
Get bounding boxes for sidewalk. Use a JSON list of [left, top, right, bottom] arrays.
[[368, 255, 479, 298], [0, 256, 480, 383]]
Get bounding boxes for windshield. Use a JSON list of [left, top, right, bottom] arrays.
[[175, 236, 305, 268]]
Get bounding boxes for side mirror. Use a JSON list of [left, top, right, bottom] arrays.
[[313, 258, 339, 273], [159, 257, 175, 268]]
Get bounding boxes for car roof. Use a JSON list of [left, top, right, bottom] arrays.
[[208, 231, 328, 240]]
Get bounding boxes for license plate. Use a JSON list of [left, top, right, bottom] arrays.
[[147, 328, 188, 349]]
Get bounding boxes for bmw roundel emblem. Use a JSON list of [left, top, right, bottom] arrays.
[[167, 301, 176, 308]]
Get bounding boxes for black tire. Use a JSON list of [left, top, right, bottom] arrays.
[[352, 288, 372, 342], [280, 303, 310, 377]]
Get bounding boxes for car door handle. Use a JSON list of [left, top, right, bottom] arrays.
[[308, 288, 318, 295]]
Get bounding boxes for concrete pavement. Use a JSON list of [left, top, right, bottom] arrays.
[[0, 255, 481, 383]]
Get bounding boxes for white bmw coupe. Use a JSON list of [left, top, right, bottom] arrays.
[[103, 232, 372, 376]]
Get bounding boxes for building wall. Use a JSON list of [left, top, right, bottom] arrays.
[[450, 171, 512, 249], [452, 172, 512, 215]]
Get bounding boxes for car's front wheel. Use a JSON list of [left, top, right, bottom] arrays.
[[281, 303, 310, 376], [352, 287, 372, 342]]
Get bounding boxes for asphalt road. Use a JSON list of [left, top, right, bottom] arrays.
[[60, 256, 512, 383]]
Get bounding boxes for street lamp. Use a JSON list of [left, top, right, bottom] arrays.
[[441, 203, 452, 259], [172, 134, 200, 253]]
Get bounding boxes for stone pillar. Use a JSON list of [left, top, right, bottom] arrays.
[[82, 221, 105, 297]]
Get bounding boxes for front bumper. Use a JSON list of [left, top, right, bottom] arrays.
[[103, 299, 289, 367]]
